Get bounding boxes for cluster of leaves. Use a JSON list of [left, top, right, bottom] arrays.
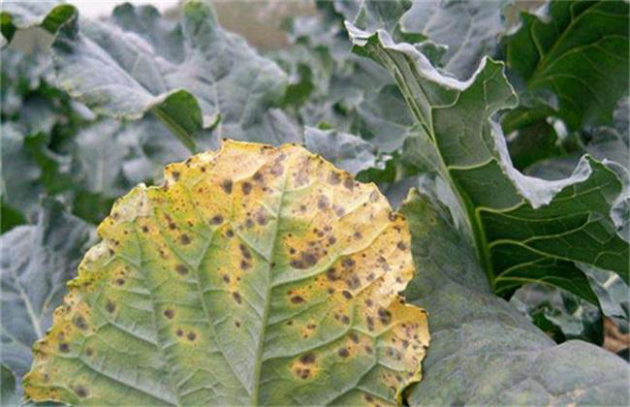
[[1, 0, 628, 405]]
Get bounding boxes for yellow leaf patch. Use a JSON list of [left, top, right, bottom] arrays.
[[24, 140, 429, 406]]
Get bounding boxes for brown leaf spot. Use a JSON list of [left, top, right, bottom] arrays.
[[343, 177, 354, 190], [338, 347, 350, 358], [105, 301, 116, 313], [241, 181, 254, 196], [163, 309, 174, 319], [233, 292, 242, 304], [291, 296, 305, 304], [171, 171, 181, 181], [342, 290, 353, 300], [73, 316, 88, 330], [378, 308, 392, 325], [210, 215, 223, 225], [176, 265, 188, 275], [59, 343, 69, 353], [75, 385, 89, 398], [239, 244, 252, 260], [222, 179, 233, 194], [180, 234, 191, 245], [397, 241, 407, 251], [317, 195, 329, 211], [187, 332, 197, 341], [328, 172, 341, 185], [223, 275, 230, 283], [299, 353, 316, 364]]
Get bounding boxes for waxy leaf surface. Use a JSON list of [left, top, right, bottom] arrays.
[[505, 0, 629, 130], [347, 23, 629, 304], [401, 188, 629, 405], [51, 0, 298, 151], [24, 140, 429, 406], [0, 200, 91, 380]]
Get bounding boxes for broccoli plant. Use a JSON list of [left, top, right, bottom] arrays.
[[1, 0, 628, 405]]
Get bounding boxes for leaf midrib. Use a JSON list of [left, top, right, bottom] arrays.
[[250, 166, 289, 405]]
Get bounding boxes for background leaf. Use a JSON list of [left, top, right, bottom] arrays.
[[401, 187, 629, 405], [0, 199, 92, 381], [505, 0, 629, 131], [347, 23, 629, 305]]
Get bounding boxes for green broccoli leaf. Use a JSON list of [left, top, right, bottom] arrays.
[[504, 0, 629, 131], [0, 199, 92, 381], [0, 0, 75, 46], [51, 0, 299, 152], [347, 23, 629, 305], [401, 187, 629, 405]]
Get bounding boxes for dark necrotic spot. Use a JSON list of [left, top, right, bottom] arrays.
[[317, 195, 329, 211], [176, 264, 188, 275], [245, 219, 255, 229], [299, 353, 316, 364], [253, 172, 264, 183], [176, 329, 184, 337], [180, 234, 191, 245], [350, 333, 359, 343], [397, 241, 407, 250], [115, 278, 125, 286], [378, 308, 392, 325], [326, 267, 338, 281], [242, 182, 253, 195], [85, 348, 93, 357], [226, 229, 234, 238], [341, 315, 350, 325], [171, 171, 180, 181], [256, 211, 268, 225], [233, 292, 243, 304], [240, 260, 251, 270], [187, 332, 197, 341], [73, 316, 88, 330], [328, 172, 341, 185], [367, 316, 375, 331], [210, 215, 223, 225], [223, 275, 230, 283], [291, 296, 305, 304], [338, 347, 349, 358], [75, 385, 89, 398], [239, 244, 252, 260], [343, 177, 354, 190], [105, 301, 116, 313], [342, 290, 353, 300], [59, 343, 70, 353], [222, 179, 233, 194], [353, 231, 362, 239], [142, 226, 149, 233], [235, 321, 241, 328], [163, 309, 174, 319], [298, 368, 310, 379], [342, 258, 355, 269]]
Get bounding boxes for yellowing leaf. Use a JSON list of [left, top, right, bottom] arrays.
[[24, 140, 429, 406]]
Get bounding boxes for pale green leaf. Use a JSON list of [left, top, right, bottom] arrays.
[[304, 126, 378, 175], [51, 0, 299, 151], [0, 199, 91, 380], [401, 0, 513, 79], [0, 0, 75, 45]]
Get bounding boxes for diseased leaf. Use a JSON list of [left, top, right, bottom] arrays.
[[401, 0, 513, 79], [0, 199, 92, 380], [401, 188, 629, 406], [0, 0, 75, 46], [51, 0, 299, 151], [24, 140, 429, 406], [347, 23, 629, 304], [504, 0, 629, 130], [304, 126, 379, 175]]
